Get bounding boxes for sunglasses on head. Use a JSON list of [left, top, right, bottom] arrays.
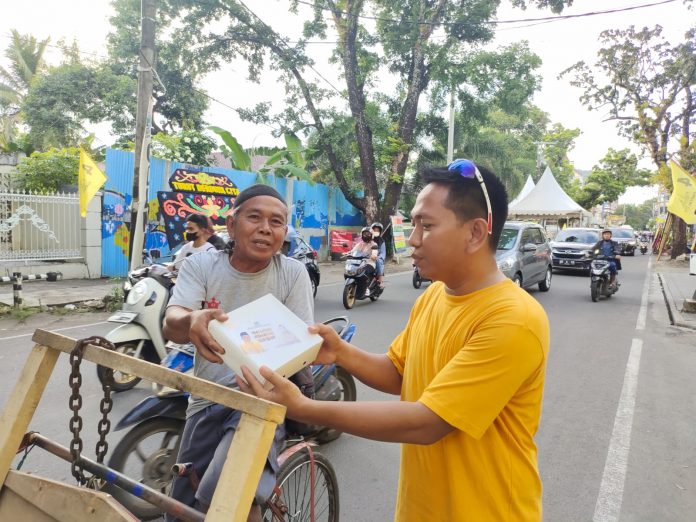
[[447, 159, 493, 235]]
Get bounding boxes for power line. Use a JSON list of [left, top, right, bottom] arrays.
[[234, 0, 346, 97], [293, 0, 677, 27]]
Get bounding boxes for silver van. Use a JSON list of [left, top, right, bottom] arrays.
[[496, 222, 552, 291]]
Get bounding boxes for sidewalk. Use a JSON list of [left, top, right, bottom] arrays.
[[655, 257, 696, 330], [0, 258, 414, 309]]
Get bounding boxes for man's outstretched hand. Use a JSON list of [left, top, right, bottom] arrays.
[[238, 365, 309, 419]]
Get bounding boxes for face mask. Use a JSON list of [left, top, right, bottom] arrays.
[[185, 232, 198, 242], [362, 235, 371, 242], [372, 231, 380, 237]]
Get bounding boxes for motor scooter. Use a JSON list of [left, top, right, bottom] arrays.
[[639, 239, 648, 254], [412, 263, 432, 289], [589, 250, 620, 302], [106, 317, 357, 520], [342, 251, 383, 309], [97, 263, 174, 392], [289, 234, 321, 298]]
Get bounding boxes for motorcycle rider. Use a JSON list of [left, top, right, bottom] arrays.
[[348, 227, 378, 294], [169, 214, 225, 272], [591, 228, 621, 288], [371, 222, 387, 289]]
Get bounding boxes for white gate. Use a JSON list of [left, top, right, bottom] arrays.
[[0, 190, 82, 261]]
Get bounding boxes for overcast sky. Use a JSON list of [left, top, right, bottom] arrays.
[[2, 0, 693, 203]]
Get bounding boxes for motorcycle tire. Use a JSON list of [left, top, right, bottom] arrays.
[[412, 271, 422, 289], [315, 367, 357, 444], [590, 280, 599, 302], [311, 273, 318, 298], [342, 284, 356, 309], [106, 417, 185, 520], [96, 341, 148, 392]]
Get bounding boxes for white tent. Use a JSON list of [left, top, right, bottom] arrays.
[[508, 167, 592, 223], [508, 175, 535, 208]]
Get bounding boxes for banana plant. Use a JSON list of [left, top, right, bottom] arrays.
[[209, 126, 314, 185]]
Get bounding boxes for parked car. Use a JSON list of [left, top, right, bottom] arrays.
[[609, 227, 637, 256], [550, 228, 601, 273], [496, 222, 552, 291]]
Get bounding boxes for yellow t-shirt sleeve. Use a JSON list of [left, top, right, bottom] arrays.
[[419, 322, 544, 440]]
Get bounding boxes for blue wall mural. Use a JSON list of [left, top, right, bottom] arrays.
[[102, 149, 363, 277]]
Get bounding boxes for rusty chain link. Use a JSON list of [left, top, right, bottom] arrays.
[[68, 336, 115, 485]]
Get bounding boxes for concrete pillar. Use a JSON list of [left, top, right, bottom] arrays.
[[81, 193, 103, 278]]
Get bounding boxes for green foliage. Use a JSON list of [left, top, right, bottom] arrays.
[[16, 147, 80, 192], [574, 148, 652, 209], [22, 62, 136, 149], [561, 25, 696, 180], [151, 129, 216, 166], [616, 199, 656, 231], [209, 126, 251, 172], [210, 126, 314, 184], [107, 0, 210, 134], [0, 29, 49, 112], [541, 123, 582, 190]]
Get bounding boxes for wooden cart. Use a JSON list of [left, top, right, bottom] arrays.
[[0, 329, 287, 521]]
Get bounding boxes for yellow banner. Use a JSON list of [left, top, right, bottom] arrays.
[[667, 161, 696, 225], [79, 149, 107, 217]]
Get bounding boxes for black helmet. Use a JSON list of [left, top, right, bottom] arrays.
[[371, 222, 384, 233]]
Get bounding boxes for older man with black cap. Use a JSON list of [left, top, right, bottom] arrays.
[[163, 184, 314, 521]]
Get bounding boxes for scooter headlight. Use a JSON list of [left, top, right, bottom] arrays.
[[126, 280, 149, 305]]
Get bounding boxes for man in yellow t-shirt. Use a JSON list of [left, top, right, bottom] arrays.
[[238, 160, 550, 521]]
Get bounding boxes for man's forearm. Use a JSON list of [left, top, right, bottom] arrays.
[[336, 344, 402, 395], [296, 399, 453, 445], [163, 306, 193, 344]]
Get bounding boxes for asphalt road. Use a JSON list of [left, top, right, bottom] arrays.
[[1, 255, 695, 521]]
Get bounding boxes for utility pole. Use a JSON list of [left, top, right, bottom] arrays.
[[447, 89, 455, 164], [129, 0, 156, 271]]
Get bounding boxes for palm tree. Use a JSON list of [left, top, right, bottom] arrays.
[[0, 30, 49, 148]]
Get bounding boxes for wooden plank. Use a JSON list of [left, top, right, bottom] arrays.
[[0, 486, 55, 522], [205, 413, 278, 522], [0, 470, 138, 521], [31, 329, 286, 424], [0, 344, 59, 486]]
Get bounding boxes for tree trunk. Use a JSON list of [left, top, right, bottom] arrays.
[[671, 215, 687, 259]]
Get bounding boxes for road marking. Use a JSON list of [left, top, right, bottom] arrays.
[[593, 337, 643, 522], [635, 256, 652, 331], [0, 320, 108, 341]]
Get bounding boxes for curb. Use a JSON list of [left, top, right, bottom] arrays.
[[657, 273, 696, 331]]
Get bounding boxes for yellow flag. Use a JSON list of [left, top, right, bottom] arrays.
[[667, 161, 696, 225], [79, 149, 107, 217]]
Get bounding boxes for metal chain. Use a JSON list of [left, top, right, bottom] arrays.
[[68, 336, 115, 485]]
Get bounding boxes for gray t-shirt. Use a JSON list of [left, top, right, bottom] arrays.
[[168, 250, 314, 418]]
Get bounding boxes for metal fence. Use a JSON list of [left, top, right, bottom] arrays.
[[0, 190, 82, 261]]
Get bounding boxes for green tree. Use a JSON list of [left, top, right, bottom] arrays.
[[161, 0, 572, 229], [617, 198, 656, 231], [0, 30, 49, 147], [150, 129, 216, 166], [574, 148, 652, 209], [22, 62, 136, 149], [562, 25, 696, 258], [15, 147, 80, 192], [106, 0, 210, 134]]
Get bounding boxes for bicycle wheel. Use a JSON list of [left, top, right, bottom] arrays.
[[263, 447, 339, 522]]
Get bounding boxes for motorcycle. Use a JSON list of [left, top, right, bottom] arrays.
[[639, 239, 649, 255], [289, 234, 321, 298], [342, 251, 383, 309], [589, 251, 620, 302], [106, 317, 357, 520], [98, 263, 175, 392], [412, 263, 432, 289]]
